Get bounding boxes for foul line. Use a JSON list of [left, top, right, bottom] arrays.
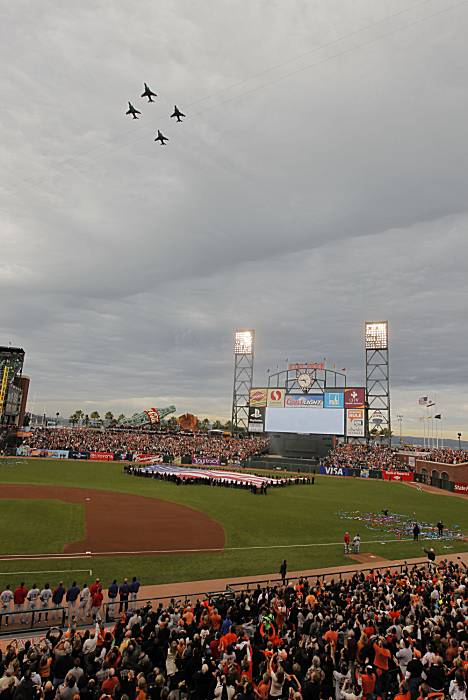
[[0, 536, 459, 561]]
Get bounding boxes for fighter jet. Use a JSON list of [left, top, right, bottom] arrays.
[[154, 130, 169, 146], [170, 105, 186, 122], [141, 83, 158, 102], [126, 102, 141, 119]]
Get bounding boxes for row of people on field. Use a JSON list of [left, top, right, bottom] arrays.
[[0, 578, 141, 626]]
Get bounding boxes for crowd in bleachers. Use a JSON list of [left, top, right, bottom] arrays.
[[418, 449, 468, 465], [325, 445, 404, 471], [0, 559, 467, 700], [326, 444, 468, 471], [24, 429, 269, 463]]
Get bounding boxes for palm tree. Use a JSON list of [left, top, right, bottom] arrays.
[[202, 418, 210, 431], [117, 413, 126, 423]]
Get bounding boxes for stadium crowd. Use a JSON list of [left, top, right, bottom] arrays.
[[326, 444, 468, 471], [23, 429, 269, 463], [325, 445, 405, 472], [0, 559, 467, 700]]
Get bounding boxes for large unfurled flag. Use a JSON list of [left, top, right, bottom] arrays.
[[418, 396, 428, 405], [434, 414, 442, 419]]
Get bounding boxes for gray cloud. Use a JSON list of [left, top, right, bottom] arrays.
[[1, 0, 467, 437]]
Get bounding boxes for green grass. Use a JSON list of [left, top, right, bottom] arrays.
[[0, 499, 84, 554], [0, 459, 466, 588]]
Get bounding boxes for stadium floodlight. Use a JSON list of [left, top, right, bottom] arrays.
[[234, 329, 255, 355], [365, 321, 388, 350]]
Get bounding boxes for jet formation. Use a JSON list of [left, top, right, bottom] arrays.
[[125, 83, 186, 146]]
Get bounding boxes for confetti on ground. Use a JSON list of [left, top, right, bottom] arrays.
[[337, 510, 463, 540]]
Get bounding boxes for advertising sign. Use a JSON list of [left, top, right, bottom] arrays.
[[68, 450, 90, 460], [319, 465, 349, 477], [344, 387, 366, 408], [382, 470, 414, 482], [408, 456, 415, 467], [324, 392, 344, 409], [284, 394, 322, 408], [249, 388, 268, 407], [28, 448, 69, 459], [248, 406, 265, 433], [192, 456, 220, 466], [288, 362, 324, 371], [89, 451, 114, 461], [267, 388, 285, 406], [454, 482, 468, 493], [360, 468, 370, 478], [134, 453, 163, 463], [346, 408, 365, 437], [370, 410, 384, 425]]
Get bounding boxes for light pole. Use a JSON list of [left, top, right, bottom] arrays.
[[397, 414, 403, 445], [458, 432, 462, 450]]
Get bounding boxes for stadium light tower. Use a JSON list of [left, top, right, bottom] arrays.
[[365, 321, 391, 444], [232, 329, 255, 432]]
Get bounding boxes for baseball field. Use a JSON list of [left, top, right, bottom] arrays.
[[0, 458, 467, 589]]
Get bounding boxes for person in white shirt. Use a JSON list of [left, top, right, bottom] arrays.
[[449, 671, 467, 700], [26, 583, 40, 613], [0, 586, 14, 626], [78, 583, 90, 620], [39, 584, 53, 622], [396, 639, 413, 675]]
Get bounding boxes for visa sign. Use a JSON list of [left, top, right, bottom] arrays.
[[319, 465, 349, 477]]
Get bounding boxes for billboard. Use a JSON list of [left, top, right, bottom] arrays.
[[344, 387, 365, 409], [346, 408, 365, 437], [248, 406, 265, 433], [249, 388, 267, 407], [284, 394, 322, 407], [265, 406, 344, 435], [267, 388, 285, 406], [324, 391, 344, 409], [320, 465, 349, 477]]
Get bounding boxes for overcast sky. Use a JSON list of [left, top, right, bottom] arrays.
[[2, 0, 467, 437]]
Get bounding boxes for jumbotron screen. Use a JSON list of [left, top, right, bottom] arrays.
[[265, 406, 344, 435]]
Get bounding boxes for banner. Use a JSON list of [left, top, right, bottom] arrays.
[[267, 389, 285, 407], [346, 408, 365, 437], [324, 392, 344, 409], [248, 406, 265, 433], [319, 465, 349, 477], [27, 448, 69, 459], [344, 387, 365, 408], [360, 468, 370, 478], [454, 482, 468, 493], [284, 394, 322, 408], [68, 450, 90, 460], [382, 470, 414, 482], [249, 388, 268, 407], [89, 451, 114, 461], [192, 456, 220, 466], [134, 453, 163, 463]]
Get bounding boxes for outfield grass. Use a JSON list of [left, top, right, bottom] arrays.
[[0, 459, 466, 588], [0, 499, 84, 554]]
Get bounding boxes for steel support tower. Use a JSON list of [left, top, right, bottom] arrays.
[[365, 321, 391, 444], [231, 330, 255, 431]]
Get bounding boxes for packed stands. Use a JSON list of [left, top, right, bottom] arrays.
[[325, 444, 406, 471], [24, 428, 269, 463], [0, 559, 467, 700]]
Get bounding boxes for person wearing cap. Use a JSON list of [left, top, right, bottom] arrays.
[[52, 581, 66, 616], [119, 578, 130, 613], [358, 666, 376, 697], [343, 532, 350, 554]]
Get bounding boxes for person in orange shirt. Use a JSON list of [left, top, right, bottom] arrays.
[[210, 608, 222, 632], [373, 638, 391, 672], [219, 628, 238, 652]]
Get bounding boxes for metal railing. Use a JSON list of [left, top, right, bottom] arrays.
[[0, 558, 434, 636]]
